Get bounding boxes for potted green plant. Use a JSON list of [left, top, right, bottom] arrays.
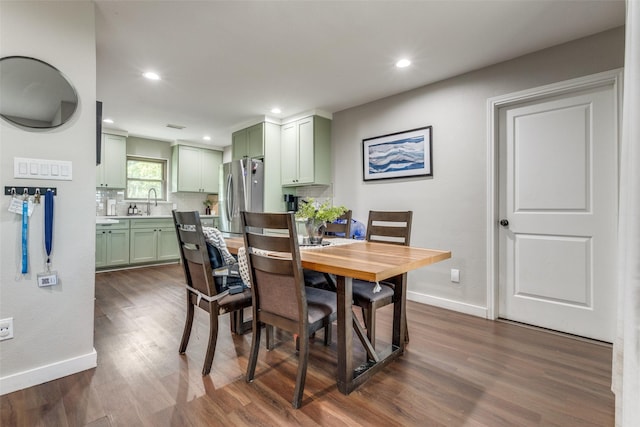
[[295, 198, 347, 244]]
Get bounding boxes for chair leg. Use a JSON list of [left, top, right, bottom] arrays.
[[202, 304, 219, 375], [323, 322, 332, 346], [404, 316, 410, 344], [266, 325, 275, 350], [246, 319, 262, 382], [292, 330, 309, 409], [364, 304, 376, 349], [179, 294, 195, 354], [230, 309, 238, 333]]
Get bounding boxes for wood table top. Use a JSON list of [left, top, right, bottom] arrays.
[[225, 237, 451, 282]]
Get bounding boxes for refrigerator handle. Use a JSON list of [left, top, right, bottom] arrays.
[[225, 173, 233, 221]]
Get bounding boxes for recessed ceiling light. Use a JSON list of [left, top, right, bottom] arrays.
[[103, 118, 114, 124], [143, 71, 161, 80], [395, 59, 411, 68], [271, 107, 282, 114], [203, 135, 211, 141]]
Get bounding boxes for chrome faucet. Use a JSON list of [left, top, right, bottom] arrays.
[[147, 188, 158, 216]]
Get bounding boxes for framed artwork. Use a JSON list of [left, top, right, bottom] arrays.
[[362, 126, 432, 181]]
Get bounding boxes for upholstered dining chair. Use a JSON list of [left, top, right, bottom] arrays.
[[172, 210, 252, 375], [241, 211, 337, 409], [303, 210, 352, 290], [352, 210, 413, 349]]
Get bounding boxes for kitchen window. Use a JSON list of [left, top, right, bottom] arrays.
[[126, 156, 167, 200]]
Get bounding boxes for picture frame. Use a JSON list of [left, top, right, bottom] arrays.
[[362, 126, 432, 181]]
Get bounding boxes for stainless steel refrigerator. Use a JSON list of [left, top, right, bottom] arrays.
[[218, 158, 264, 236]]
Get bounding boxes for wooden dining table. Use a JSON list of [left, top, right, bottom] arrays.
[[225, 236, 451, 395]]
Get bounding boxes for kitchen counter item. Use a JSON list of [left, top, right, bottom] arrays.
[[107, 199, 117, 216]]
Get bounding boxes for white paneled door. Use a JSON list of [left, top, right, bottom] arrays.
[[498, 82, 618, 342]]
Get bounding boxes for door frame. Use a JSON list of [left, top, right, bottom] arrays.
[[485, 69, 623, 320]]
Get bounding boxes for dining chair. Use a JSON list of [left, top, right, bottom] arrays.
[[172, 210, 252, 375], [303, 210, 352, 290], [241, 211, 337, 409], [352, 210, 413, 348]]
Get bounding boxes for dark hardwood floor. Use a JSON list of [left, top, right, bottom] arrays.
[[1, 264, 614, 426]]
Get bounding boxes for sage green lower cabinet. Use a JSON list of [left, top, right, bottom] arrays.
[[129, 219, 179, 264], [200, 216, 219, 228], [95, 221, 130, 268]]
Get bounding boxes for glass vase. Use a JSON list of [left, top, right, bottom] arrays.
[[305, 218, 326, 245]]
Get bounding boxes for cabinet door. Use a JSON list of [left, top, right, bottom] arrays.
[[281, 122, 298, 185], [129, 228, 157, 264], [201, 149, 221, 193], [246, 123, 264, 158], [296, 117, 315, 184], [157, 228, 179, 261], [95, 231, 107, 268], [176, 146, 202, 192], [232, 129, 247, 161], [97, 133, 126, 188], [107, 229, 130, 266]]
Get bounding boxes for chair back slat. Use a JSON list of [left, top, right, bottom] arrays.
[[366, 210, 413, 246], [246, 232, 293, 254]]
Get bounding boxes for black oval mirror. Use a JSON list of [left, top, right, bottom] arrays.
[[0, 56, 78, 129]]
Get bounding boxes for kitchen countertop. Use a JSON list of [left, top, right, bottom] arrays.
[[96, 214, 218, 224]]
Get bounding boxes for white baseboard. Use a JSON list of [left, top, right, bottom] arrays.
[[407, 291, 488, 318], [0, 349, 97, 396]]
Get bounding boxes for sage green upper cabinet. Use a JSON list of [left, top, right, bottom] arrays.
[[281, 115, 331, 187], [96, 133, 126, 189], [232, 123, 265, 160], [171, 145, 222, 193]]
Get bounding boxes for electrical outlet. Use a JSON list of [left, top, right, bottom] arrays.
[[0, 318, 14, 341], [450, 269, 460, 283]]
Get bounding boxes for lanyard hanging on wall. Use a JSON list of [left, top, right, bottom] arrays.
[[44, 189, 54, 270], [21, 197, 28, 274]]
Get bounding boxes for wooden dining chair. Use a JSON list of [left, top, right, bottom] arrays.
[[241, 211, 337, 409], [303, 210, 352, 290], [172, 210, 252, 375], [352, 210, 413, 348]]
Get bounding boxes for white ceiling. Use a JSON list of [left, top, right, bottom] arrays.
[[95, 0, 625, 149]]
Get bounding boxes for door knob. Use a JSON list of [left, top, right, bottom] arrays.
[[499, 219, 509, 227]]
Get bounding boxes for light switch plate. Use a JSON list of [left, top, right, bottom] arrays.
[[14, 157, 72, 181]]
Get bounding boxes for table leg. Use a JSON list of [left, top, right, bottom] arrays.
[[392, 273, 407, 350], [336, 275, 353, 394]]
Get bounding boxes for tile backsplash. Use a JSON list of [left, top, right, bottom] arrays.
[[96, 184, 337, 217], [96, 189, 216, 217]]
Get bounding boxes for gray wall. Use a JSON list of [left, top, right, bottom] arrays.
[[0, 2, 97, 394], [331, 27, 625, 315]]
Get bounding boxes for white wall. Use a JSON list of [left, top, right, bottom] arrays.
[[332, 27, 625, 316], [0, 2, 97, 394]]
